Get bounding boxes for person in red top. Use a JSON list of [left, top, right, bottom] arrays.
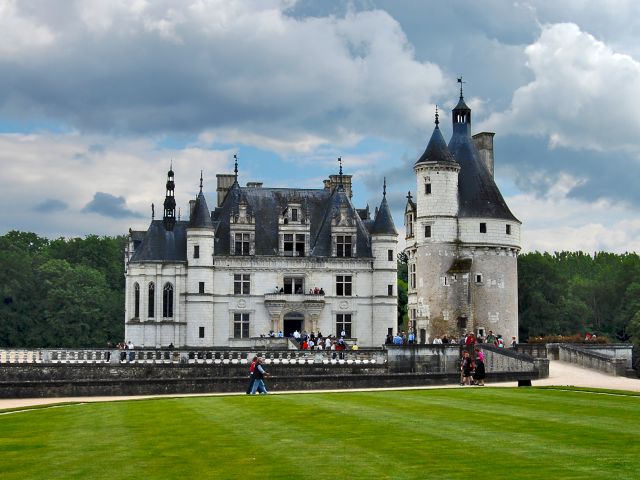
[[246, 356, 258, 394], [465, 333, 476, 346]]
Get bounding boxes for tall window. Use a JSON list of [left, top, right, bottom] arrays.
[[199, 326, 205, 339], [148, 282, 155, 318], [336, 275, 352, 296], [234, 274, 250, 295], [506, 224, 511, 235], [284, 234, 305, 256], [199, 281, 205, 294], [234, 313, 250, 338], [388, 249, 394, 261], [336, 314, 352, 337], [193, 245, 200, 259], [336, 235, 352, 257], [407, 213, 414, 237], [234, 233, 250, 255], [134, 283, 140, 318], [283, 277, 304, 294], [480, 222, 487, 233], [291, 208, 298, 221], [425, 183, 432, 194], [425, 225, 431, 238], [410, 263, 416, 289], [388, 284, 394, 296], [163, 283, 174, 318]]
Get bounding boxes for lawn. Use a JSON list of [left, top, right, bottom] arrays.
[[1, 388, 639, 479]]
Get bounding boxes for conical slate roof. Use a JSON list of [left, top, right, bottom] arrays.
[[371, 194, 397, 235], [189, 192, 213, 228], [415, 123, 457, 166]]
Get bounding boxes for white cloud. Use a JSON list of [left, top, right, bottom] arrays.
[[0, 0, 55, 57], [481, 22, 640, 155]]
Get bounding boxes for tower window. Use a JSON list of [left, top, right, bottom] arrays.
[[199, 282, 205, 294], [336, 275, 352, 296], [476, 274, 483, 284], [234, 313, 250, 339], [425, 225, 431, 238], [193, 245, 200, 259], [480, 223, 487, 233], [388, 284, 393, 296], [410, 263, 416, 289], [506, 224, 511, 235], [134, 283, 140, 318], [199, 327, 205, 339], [388, 249, 394, 261], [425, 183, 431, 195], [234, 274, 250, 295]]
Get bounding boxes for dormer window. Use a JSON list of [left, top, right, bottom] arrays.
[[284, 233, 305, 256], [234, 233, 250, 255], [336, 235, 353, 257], [291, 208, 298, 222]]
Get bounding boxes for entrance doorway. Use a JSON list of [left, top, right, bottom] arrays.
[[283, 312, 304, 337]]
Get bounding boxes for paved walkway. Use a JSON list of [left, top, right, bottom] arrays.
[[1, 361, 638, 411]]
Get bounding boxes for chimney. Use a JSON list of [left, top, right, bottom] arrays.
[[472, 132, 495, 178], [216, 174, 236, 207], [189, 200, 196, 221], [323, 174, 353, 198]]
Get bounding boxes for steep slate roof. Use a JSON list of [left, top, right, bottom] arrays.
[[212, 183, 373, 257], [448, 100, 520, 222], [371, 195, 397, 235], [189, 192, 214, 228], [415, 123, 457, 166], [129, 220, 188, 262]]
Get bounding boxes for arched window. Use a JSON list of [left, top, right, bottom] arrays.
[[134, 283, 140, 318], [148, 282, 155, 318], [163, 283, 174, 318]]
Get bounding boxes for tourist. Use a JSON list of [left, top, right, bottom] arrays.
[[250, 358, 270, 394], [293, 330, 300, 340], [127, 340, 135, 362], [408, 331, 415, 344], [433, 336, 442, 345], [460, 350, 472, 386], [441, 335, 450, 344], [246, 356, 258, 394], [325, 337, 332, 349], [485, 330, 496, 344], [393, 333, 403, 345], [277, 331, 283, 337], [341, 329, 346, 338], [473, 351, 486, 386], [319, 287, 325, 295], [511, 336, 517, 348], [495, 335, 504, 348]]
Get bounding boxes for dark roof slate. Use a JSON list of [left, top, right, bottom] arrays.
[[129, 220, 188, 262], [371, 195, 397, 235], [416, 125, 458, 166], [189, 192, 213, 228]]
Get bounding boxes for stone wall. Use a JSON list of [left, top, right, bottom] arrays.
[[559, 344, 629, 376]]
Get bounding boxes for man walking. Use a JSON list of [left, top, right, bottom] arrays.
[[250, 357, 271, 394]]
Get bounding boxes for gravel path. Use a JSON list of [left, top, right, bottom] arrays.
[[1, 360, 638, 411]]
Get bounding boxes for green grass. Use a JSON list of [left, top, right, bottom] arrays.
[[1, 388, 639, 479]]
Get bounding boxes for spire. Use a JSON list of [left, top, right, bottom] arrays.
[[199, 170, 203, 194], [151, 203, 155, 219], [337, 157, 344, 191], [453, 78, 471, 135], [457, 76, 465, 99], [383, 177, 387, 197], [233, 154, 238, 184], [163, 165, 176, 231], [435, 105, 439, 126], [371, 180, 397, 235], [406, 191, 412, 201]]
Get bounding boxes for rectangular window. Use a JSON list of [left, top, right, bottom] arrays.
[[506, 224, 511, 235], [295, 234, 305, 256], [283, 234, 294, 255], [425, 183, 431, 194], [336, 313, 352, 338], [425, 225, 431, 238], [291, 208, 298, 221], [199, 326, 205, 338], [234, 274, 250, 295], [336, 275, 352, 296], [234, 233, 250, 255], [198, 281, 205, 294], [475, 274, 483, 284], [388, 249, 393, 261], [283, 277, 304, 294], [388, 284, 393, 296], [336, 235, 352, 257], [410, 263, 416, 289], [193, 245, 200, 259], [480, 223, 487, 233], [233, 313, 250, 339]]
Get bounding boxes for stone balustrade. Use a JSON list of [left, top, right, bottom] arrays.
[[0, 348, 386, 366]]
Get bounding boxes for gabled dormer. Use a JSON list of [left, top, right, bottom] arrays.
[[331, 199, 357, 258], [278, 195, 310, 257], [230, 196, 255, 256], [405, 191, 416, 239]]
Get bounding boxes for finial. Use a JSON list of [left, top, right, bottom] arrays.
[[151, 203, 155, 219], [338, 156, 343, 176], [383, 177, 387, 196], [407, 190, 412, 200], [178, 207, 181, 221], [457, 77, 465, 99], [199, 170, 203, 193], [234, 154, 238, 182], [435, 105, 439, 126]]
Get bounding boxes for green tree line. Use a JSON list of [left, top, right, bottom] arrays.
[[0, 231, 125, 347], [2, 231, 640, 347]]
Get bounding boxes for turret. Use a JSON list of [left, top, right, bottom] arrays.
[[163, 164, 176, 231]]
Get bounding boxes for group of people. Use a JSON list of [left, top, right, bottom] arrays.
[[273, 286, 325, 295], [386, 331, 416, 345], [460, 348, 486, 386]]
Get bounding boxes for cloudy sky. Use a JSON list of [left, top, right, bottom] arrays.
[[1, 0, 639, 253]]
